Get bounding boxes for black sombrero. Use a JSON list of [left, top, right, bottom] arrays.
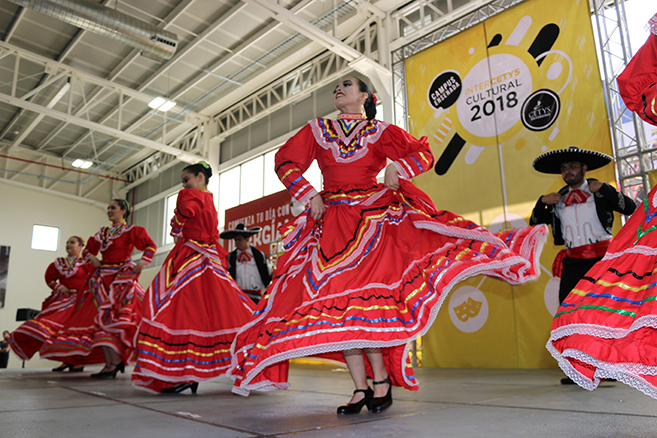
[[532, 146, 613, 174], [219, 223, 262, 240]]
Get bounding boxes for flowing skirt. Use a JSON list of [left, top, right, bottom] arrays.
[[132, 240, 255, 393], [40, 262, 144, 364], [7, 290, 78, 361], [230, 181, 548, 395], [548, 186, 657, 398]]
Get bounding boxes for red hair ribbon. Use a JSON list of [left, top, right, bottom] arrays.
[[371, 94, 377, 105]]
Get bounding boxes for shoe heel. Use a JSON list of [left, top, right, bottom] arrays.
[[191, 382, 199, 394]]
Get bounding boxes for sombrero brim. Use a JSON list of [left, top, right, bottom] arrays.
[[219, 227, 262, 239], [532, 148, 613, 174]]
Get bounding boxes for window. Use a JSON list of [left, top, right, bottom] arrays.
[[218, 166, 241, 228], [216, 146, 325, 227], [304, 160, 322, 193], [240, 155, 264, 203], [263, 150, 285, 196], [31, 225, 59, 251], [164, 192, 179, 245]]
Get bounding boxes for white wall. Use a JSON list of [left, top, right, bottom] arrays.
[[0, 182, 108, 369]]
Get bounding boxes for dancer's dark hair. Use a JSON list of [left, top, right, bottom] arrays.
[[353, 77, 377, 121], [183, 161, 212, 185], [71, 236, 85, 246], [112, 199, 131, 220]]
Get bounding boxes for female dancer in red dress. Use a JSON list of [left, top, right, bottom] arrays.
[[40, 200, 156, 378], [229, 76, 548, 413], [132, 162, 255, 394], [6, 236, 92, 371], [547, 14, 657, 398], [547, 184, 657, 398]]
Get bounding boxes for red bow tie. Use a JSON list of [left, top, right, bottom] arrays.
[[237, 252, 253, 262], [562, 189, 590, 207]]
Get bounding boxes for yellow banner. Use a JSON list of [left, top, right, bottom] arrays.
[[406, 0, 617, 368]]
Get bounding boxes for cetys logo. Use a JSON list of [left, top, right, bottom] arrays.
[[448, 286, 489, 333], [431, 21, 570, 175]]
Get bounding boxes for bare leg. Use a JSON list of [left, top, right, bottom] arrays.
[[343, 349, 370, 404], [105, 347, 122, 371], [364, 348, 390, 397], [99, 346, 111, 372]]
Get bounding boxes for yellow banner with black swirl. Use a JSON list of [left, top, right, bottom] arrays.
[[406, 0, 621, 368]]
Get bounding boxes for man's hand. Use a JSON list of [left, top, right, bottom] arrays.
[[309, 195, 326, 220], [541, 193, 562, 205], [589, 180, 603, 192]]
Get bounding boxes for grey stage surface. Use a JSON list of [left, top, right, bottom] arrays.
[[1, 362, 654, 437]]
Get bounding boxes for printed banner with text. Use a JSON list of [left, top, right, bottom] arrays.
[[405, 0, 618, 368], [223, 190, 296, 255]]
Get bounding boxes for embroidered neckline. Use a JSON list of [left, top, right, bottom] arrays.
[[55, 255, 83, 278], [337, 113, 366, 121], [309, 118, 386, 163], [109, 223, 127, 236], [97, 223, 130, 251]]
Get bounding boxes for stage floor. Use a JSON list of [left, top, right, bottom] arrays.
[[1, 362, 654, 437]]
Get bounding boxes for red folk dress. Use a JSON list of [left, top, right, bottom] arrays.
[[40, 225, 156, 364], [617, 14, 657, 126], [7, 256, 92, 361], [132, 189, 255, 393], [548, 185, 657, 398], [229, 115, 548, 395]]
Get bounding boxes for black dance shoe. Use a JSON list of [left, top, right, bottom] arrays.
[[52, 363, 71, 372], [337, 387, 373, 415], [560, 377, 575, 385], [90, 362, 125, 379], [371, 377, 393, 413], [161, 382, 199, 394], [52, 363, 85, 373]]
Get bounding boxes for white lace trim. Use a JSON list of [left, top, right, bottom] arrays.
[[231, 225, 547, 393], [546, 341, 657, 399], [601, 245, 657, 261]]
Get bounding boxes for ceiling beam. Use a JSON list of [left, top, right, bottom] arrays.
[[3, 7, 26, 43], [0, 40, 208, 120]]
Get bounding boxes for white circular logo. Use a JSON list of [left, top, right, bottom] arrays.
[[448, 286, 489, 333], [456, 53, 532, 139], [543, 276, 561, 316]]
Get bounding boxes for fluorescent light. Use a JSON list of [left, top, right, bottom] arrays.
[[72, 159, 93, 169], [158, 100, 176, 111], [148, 96, 176, 111], [148, 97, 167, 109]]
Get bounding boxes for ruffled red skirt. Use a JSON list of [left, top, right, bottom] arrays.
[[39, 262, 144, 365], [548, 186, 657, 398], [230, 181, 547, 395], [7, 290, 79, 361], [132, 240, 255, 393]]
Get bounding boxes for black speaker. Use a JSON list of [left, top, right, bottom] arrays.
[[16, 308, 40, 321]]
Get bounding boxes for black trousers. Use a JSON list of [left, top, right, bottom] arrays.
[[0, 351, 8, 368], [558, 256, 603, 304]]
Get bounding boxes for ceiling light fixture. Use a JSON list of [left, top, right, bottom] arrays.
[[148, 96, 177, 111], [72, 159, 93, 169]]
